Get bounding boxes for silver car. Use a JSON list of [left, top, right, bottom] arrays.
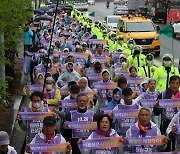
[[113, 5, 129, 15], [104, 15, 121, 32]]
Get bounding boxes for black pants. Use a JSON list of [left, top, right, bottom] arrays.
[[69, 138, 81, 154], [160, 119, 176, 152], [24, 44, 32, 57]]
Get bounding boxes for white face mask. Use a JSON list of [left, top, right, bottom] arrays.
[[164, 60, 172, 65], [122, 62, 127, 65], [128, 44, 134, 49], [147, 60, 153, 65], [33, 102, 41, 109], [46, 84, 53, 90], [71, 94, 78, 98]]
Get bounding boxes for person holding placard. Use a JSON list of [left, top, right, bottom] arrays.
[[44, 77, 61, 106], [113, 87, 140, 137], [79, 114, 125, 154], [166, 111, 180, 152], [153, 75, 180, 151], [26, 116, 72, 154], [62, 94, 98, 154], [126, 107, 167, 153]]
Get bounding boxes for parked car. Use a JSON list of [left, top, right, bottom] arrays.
[[173, 20, 180, 38], [73, 1, 88, 11], [104, 15, 120, 32], [88, 0, 95, 5], [113, 5, 129, 15], [152, 9, 167, 24]]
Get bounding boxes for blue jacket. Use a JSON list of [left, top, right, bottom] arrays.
[[106, 87, 122, 108], [24, 29, 33, 45]]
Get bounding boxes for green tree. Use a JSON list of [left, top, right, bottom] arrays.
[[0, 0, 33, 106]]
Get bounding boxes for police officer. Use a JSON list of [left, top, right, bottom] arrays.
[[138, 53, 157, 78], [127, 45, 146, 69], [153, 54, 179, 92]]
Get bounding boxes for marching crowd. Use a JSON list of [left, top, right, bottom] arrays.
[[1, 7, 180, 154]]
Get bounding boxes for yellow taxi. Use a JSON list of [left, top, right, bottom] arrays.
[[116, 15, 160, 55]]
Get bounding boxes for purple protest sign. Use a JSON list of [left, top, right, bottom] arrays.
[[28, 143, 70, 152], [19, 112, 54, 120], [85, 68, 94, 74], [82, 38, 89, 42], [89, 39, 107, 45], [176, 124, 180, 134], [114, 70, 129, 76], [158, 99, 180, 108], [140, 99, 156, 108], [60, 99, 76, 109], [79, 137, 122, 149], [71, 52, 89, 58], [100, 107, 114, 114], [126, 135, 166, 145], [87, 73, 102, 81], [113, 109, 138, 118], [66, 121, 97, 130], [27, 84, 43, 92], [112, 52, 124, 59], [60, 87, 70, 95], [126, 77, 145, 84], [94, 82, 117, 90], [92, 56, 111, 63]]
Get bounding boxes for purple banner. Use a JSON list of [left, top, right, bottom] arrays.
[[79, 137, 122, 149], [87, 73, 102, 81], [94, 82, 117, 90], [126, 135, 166, 145], [140, 99, 156, 108], [19, 112, 54, 120], [113, 109, 138, 118], [114, 70, 129, 76], [60, 87, 70, 95], [126, 77, 145, 84], [92, 56, 111, 63], [71, 52, 89, 58], [100, 107, 114, 114], [85, 68, 94, 74], [60, 99, 76, 109], [28, 143, 70, 152], [89, 39, 107, 44], [27, 84, 43, 92], [158, 99, 180, 108], [112, 52, 124, 59], [66, 121, 97, 130]]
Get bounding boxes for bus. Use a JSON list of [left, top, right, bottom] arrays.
[[167, 0, 180, 25]]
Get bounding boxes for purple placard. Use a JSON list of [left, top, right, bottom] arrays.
[[113, 109, 138, 118], [85, 68, 94, 74], [158, 99, 180, 108], [28, 143, 69, 152], [100, 107, 114, 114], [91, 56, 110, 63], [126, 77, 144, 84], [19, 112, 53, 120], [60, 87, 70, 95], [126, 136, 165, 145], [71, 52, 89, 58], [114, 70, 129, 76], [140, 99, 156, 108], [94, 82, 117, 90], [60, 99, 76, 109], [87, 73, 102, 81], [82, 38, 89, 42], [176, 124, 180, 134], [112, 52, 124, 59], [60, 53, 68, 58], [27, 84, 43, 92], [89, 39, 107, 45]]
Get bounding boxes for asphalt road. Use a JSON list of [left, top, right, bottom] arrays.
[[87, 2, 180, 66]]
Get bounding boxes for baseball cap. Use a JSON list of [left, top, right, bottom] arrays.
[[0, 131, 10, 146], [43, 116, 56, 126]]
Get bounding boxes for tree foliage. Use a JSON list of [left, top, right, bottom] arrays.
[[0, 0, 33, 106]]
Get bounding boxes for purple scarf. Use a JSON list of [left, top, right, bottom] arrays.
[[95, 128, 111, 137]]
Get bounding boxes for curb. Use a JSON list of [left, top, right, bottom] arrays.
[[10, 95, 23, 139]]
